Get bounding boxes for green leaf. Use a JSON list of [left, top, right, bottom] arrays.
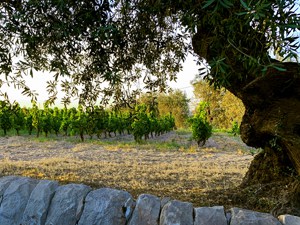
[[261, 66, 268, 72], [272, 65, 287, 72], [240, 0, 250, 10], [202, 0, 216, 9], [219, 0, 233, 9]]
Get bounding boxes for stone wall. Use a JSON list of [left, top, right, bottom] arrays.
[[0, 176, 299, 225]]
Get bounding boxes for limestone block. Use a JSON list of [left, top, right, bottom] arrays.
[[128, 194, 161, 225], [278, 214, 300, 225], [22, 179, 59, 225], [0, 176, 20, 205], [194, 206, 227, 225], [160, 200, 193, 225], [78, 188, 134, 225], [45, 183, 91, 225], [0, 177, 39, 225], [230, 208, 282, 225]]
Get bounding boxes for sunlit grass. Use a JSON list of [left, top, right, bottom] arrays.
[[0, 131, 258, 209]]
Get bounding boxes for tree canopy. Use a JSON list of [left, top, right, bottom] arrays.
[[0, 0, 190, 106], [1, 0, 298, 106]]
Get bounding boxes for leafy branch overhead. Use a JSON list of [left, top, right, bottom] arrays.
[[0, 0, 189, 106], [0, 0, 299, 106]]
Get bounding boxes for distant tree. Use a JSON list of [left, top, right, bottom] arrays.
[[193, 80, 244, 130], [157, 90, 190, 128], [137, 93, 159, 116], [138, 90, 190, 129]]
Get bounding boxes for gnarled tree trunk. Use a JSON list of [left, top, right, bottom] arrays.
[[192, 31, 300, 215], [239, 64, 300, 178]]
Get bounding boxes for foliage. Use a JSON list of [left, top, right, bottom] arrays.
[[193, 80, 245, 129], [131, 104, 175, 142], [230, 121, 240, 136], [0, 1, 298, 106], [60, 108, 71, 136], [131, 104, 151, 142], [69, 106, 87, 142], [52, 107, 62, 136], [189, 102, 212, 146], [31, 102, 43, 137], [24, 108, 34, 135], [138, 90, 190, 129], [157, 90, 190, 128], [0, 0, 189, 106], [0, 100, 12, 135], [11, 102, 25, 135], [41, 103, 52, 137], [0, 101, 175, 142]]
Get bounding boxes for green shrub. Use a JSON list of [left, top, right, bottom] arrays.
[[190, 102, 212, 147], [190, 116, 212, 146]]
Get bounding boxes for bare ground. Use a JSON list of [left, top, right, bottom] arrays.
[[0, 131, 286, 212]]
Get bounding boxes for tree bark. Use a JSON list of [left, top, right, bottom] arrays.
[[192, 32, 300, 214], [238, 65, 300, 178]]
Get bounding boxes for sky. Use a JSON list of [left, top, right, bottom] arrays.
[[1, 54, 199, 107]]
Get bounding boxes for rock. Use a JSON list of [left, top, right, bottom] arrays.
[[45, 183, 91, 225], [159, 200, 193, 225], [124, 197, 136, 221], [21, 179, 59, 225], [278, 214, 300, 225], [0, 177, 39, 225], [194, 206, 227, 225], [230, 208, 282, 225], [161, 197, 171, 208], [78, 188, 134, 225], [128, 194, 161, 225], [0, 176, 20, 205], [226, 211, 232, 224]]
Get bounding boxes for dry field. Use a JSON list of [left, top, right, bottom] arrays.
[[0, 131, 278, 211]]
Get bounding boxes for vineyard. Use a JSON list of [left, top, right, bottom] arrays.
[[0, 100, 177, 142]]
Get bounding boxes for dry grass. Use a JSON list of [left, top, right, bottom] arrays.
[[0, 132, 256, 209]]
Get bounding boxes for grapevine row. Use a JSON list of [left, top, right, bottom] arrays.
[[0, 101, 175, 142]]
